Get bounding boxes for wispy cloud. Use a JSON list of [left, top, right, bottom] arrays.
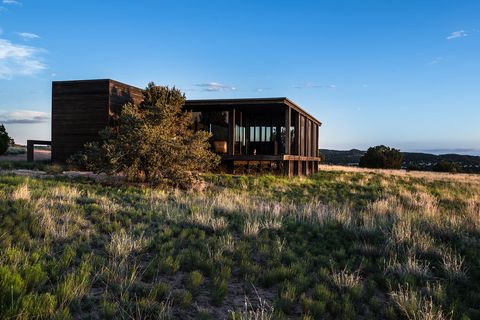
[[293, 82, 336, 89], [2, 0, 21, 4], [446, 30, 468, 40], [195, 82, 236, 92], [0, 110, 49, 124], [429, 56, 443, 65], [17, 32, 40, 40], [0, 38, 46, 79]]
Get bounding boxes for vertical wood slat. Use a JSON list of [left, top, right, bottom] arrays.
[[296, 112, 300, 156]]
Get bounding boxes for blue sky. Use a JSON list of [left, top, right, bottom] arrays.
[[0, 0, 479, 154]]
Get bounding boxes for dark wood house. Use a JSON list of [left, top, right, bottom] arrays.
[[51, 79, 322, 176], [185, 98, 322, 176], [51, 79, 143, 162]]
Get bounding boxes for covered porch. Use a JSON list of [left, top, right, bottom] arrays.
[[185, 97, 322, 176]]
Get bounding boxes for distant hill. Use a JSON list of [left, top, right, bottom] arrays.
[[320, 149, 480, 173]]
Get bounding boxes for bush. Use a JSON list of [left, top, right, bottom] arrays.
[[432, 160, 461, 173], [70, 82, 220, 188], [359, 145, 403, 169], [0, 124, 14, 155], [69, 82, 220, 188], [186, 270, 204, 295]]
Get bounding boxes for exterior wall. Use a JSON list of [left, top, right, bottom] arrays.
[[51, 79, 143, 162], [51, 81, 321, 176]]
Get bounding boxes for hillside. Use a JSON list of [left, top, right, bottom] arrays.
[[321, 149, 480, 173], [0, 168, 479, 319]]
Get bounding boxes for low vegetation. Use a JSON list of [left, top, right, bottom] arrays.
[[70, 83, 219, 188], [0, 124, 14, 155], [0, 165, 479, 319], [359, 145, 403, 169]]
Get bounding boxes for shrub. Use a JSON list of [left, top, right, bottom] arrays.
[[0, 124, 14, 155], [359, 145, 403, 169], [432, 161, 462, 173], [172, 289, 192, 308], [186, 270, 204, 295], [150, 282, 171, 302], [71, 83, 220, 188], [211, 276, 228, 306]]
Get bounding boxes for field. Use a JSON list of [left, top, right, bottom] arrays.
[[0, 165, 479, 319]]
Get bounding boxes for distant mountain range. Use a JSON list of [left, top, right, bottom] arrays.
[[320, 149, 480, 173]]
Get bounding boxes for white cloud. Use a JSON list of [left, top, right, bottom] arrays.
[[0, 110, 49, 124], [446, 30, 468, 40], [0, 38, 46, 79], [3, 0, 21, 4], [195, 82, 236, 92], [18, 32, 40, 40], [429, 57, 443, 65], [293, 82, 336, 89]]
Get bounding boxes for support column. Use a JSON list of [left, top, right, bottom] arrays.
[[226, 160, 234, 174], [27, 140, 34, 162], [285, 107, 291, 155], [297, 161, 303, 176], [228, 109, 235, 155], [284, 160, 294, 177]]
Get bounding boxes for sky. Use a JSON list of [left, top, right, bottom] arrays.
[[0, 0, 479, 155]]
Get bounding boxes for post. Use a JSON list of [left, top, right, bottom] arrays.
[[228, 109, 235, 155], [27, 140, 34, 162], [285, 107, 291, 155]]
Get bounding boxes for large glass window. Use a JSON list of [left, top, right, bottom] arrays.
[[192, 111, 229, 154]]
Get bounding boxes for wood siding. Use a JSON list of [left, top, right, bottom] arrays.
[[51, 79, 143, 162]]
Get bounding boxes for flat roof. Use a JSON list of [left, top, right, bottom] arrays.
[[52, 80, 322, 125], [185, 97, 322, 126]]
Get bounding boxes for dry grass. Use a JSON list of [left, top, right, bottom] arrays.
[[320, 164, 480, 184], [331, 267, 362, 290], [390, 285, 451, 320]]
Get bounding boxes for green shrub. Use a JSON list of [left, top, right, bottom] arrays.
[[186, 270, 204, 295], [359, 145, 403, 169], [158, 256, 181, 274], [276, 281, 298, 314], [19, 293, 57, 319], [0, 125, 13, 155], [211, 276, 228, 306], [23, 263, 48, 291], [56, 256, 92, 308], [0, 266, 25, 312], [72, 83, 220, 188], [172, 289, 192, 308], [150, 282, 171, 302]]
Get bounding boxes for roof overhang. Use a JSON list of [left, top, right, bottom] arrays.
[[185, 97, 322, 126]]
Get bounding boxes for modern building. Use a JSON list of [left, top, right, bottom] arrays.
[[51, 79, 322, 176]]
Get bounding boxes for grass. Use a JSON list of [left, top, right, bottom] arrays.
[[0, 165, 479, 319]]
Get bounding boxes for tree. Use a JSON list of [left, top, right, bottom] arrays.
[[72, 83, 220, 187], [359, 145, 403, 169], [0, 124, 14, 155], [432, 160, 461, 173]]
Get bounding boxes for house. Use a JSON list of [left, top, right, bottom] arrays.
[[51, 79, 322, 176]]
